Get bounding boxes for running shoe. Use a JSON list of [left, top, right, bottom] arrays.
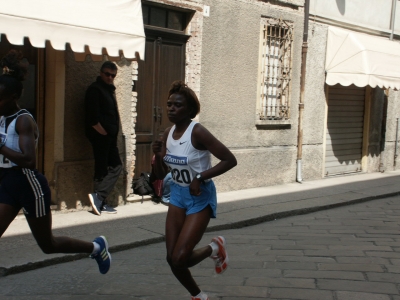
[[101, 204, 117, 214], [160, 198, 170, 206], [90, 236, 111, 274], [88, 193, 102, 216], [210, 236, 229, 274], [191, 294, 209, 300]]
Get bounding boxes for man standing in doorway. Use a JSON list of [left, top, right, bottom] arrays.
[[85, 61, 122, 215]]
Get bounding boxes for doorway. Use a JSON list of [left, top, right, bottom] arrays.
[[135, 30, 187, 177], [324, 84, 367, 176]]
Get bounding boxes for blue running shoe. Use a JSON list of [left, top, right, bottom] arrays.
[[91, 236, 111, 274]]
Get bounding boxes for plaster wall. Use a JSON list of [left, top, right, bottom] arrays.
[[301, 23, 329, 180], [200, 0, 304, 190], [381, 89, 400, 171]]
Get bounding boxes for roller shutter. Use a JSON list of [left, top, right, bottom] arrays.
[[325, 84, 365, 176]]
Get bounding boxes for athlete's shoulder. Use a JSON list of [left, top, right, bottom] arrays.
[[192, 122, 211, 136], [15, 113, 37, 134]]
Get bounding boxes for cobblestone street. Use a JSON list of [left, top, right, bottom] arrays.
[[1, 196, 400, 299]]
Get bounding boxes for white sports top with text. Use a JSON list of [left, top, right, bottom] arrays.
[[164, 121, 212, 187], [0, 109, 38, 168]]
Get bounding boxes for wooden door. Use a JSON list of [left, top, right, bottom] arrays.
[[135, 30, 186, 178]]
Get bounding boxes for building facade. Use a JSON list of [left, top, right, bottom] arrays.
[[3, 0, 400, 212]]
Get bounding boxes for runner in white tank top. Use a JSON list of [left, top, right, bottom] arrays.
[[0, 109, 38, 168], [164, 120, 211, 187], [152, 81, 237, 300]]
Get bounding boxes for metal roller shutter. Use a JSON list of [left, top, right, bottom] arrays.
[[325, 84, 365, 176]]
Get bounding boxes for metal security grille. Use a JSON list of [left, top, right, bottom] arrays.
[[325, 85, 365, 176], [259, 18, 293, 120]]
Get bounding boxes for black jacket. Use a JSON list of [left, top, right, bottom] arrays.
[[85, 77, 120, 138]]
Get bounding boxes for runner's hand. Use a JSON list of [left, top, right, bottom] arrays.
[[152, 139, 164, 156], [190, 178, 202, 196]]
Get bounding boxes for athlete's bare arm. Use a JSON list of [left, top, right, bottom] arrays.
[[152, 127, 171, 179], [191, 123, 237, 181], [0, 115, 36, 169]]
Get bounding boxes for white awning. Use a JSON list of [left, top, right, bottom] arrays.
[[0, 0, 145, 60], [325, 26, 400, 89]]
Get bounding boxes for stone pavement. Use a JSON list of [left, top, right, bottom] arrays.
[[1, 170, 400, 277], [1, 193, 400, 299]]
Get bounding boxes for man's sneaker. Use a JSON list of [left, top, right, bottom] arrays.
[[151, 196, 161, 204], [90, 236, 111, 274], [88, 193, 102, 216], [210, 236, 229, 274], [101, 205, 117, 214]]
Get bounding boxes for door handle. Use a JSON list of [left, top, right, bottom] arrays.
[[158, 107, 162, 125], [153, 106, 157, 121]]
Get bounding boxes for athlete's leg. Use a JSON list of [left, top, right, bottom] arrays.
[[26, 212, 93, 254], [0, 203, 20, 237], [166, 204, 212, 296]]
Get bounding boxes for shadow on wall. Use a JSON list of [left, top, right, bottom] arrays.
[[335, 0, 345, 15], [61, 52, 130, 209]]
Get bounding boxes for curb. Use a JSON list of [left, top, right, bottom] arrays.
[[2, 191, 400, 277]]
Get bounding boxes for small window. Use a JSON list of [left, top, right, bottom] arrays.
[[257, 18, 293, 121], [150, 7, 167, 28], [142, 4, 186, 31], [168, 11, 184, 31]]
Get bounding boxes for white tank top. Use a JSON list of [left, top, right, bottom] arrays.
[[164, 121, 212, 187], [0, 109, 38, 168]]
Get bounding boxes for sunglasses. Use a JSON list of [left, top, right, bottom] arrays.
[[102, 71, 116, 78]]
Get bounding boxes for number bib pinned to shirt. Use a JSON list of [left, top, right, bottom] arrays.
[[164, 154, 192, 186]]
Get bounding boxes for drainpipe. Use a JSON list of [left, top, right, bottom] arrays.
[[395, 117, 399, 166], [296, 0, 310, 183], [390, 0, 397, 41]]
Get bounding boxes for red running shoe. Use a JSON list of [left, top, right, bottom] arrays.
[[210, 236, 229, 274]]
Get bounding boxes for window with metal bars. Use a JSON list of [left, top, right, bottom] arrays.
[[258, 18, 293, 121]]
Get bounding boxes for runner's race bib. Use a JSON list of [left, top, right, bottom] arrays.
[[0, 132, 6, 146]]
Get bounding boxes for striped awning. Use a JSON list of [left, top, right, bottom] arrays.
[[0, 0, 145, 59], [326, 26, 400, 89]]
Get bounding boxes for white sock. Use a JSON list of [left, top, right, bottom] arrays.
[[91, 242, 100, 255], [209, 241, 219, 257], [194, 291, 208, 300]]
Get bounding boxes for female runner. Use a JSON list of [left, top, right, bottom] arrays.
[[152, 81, 237, 300], [0, 50, 111, 274]]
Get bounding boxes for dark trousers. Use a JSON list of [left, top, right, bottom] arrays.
[[89, 134, 122, 203]]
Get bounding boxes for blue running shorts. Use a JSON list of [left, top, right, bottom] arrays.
[[0, 168, 51, 218], [169, 180, 217, 218]]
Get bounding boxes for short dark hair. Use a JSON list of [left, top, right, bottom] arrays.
[[168, 81, 200, 118], [100, 61, 117, 72], [0, 50, 28, 99]]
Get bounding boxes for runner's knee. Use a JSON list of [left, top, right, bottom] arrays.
[[169, 250, 190, 269]]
